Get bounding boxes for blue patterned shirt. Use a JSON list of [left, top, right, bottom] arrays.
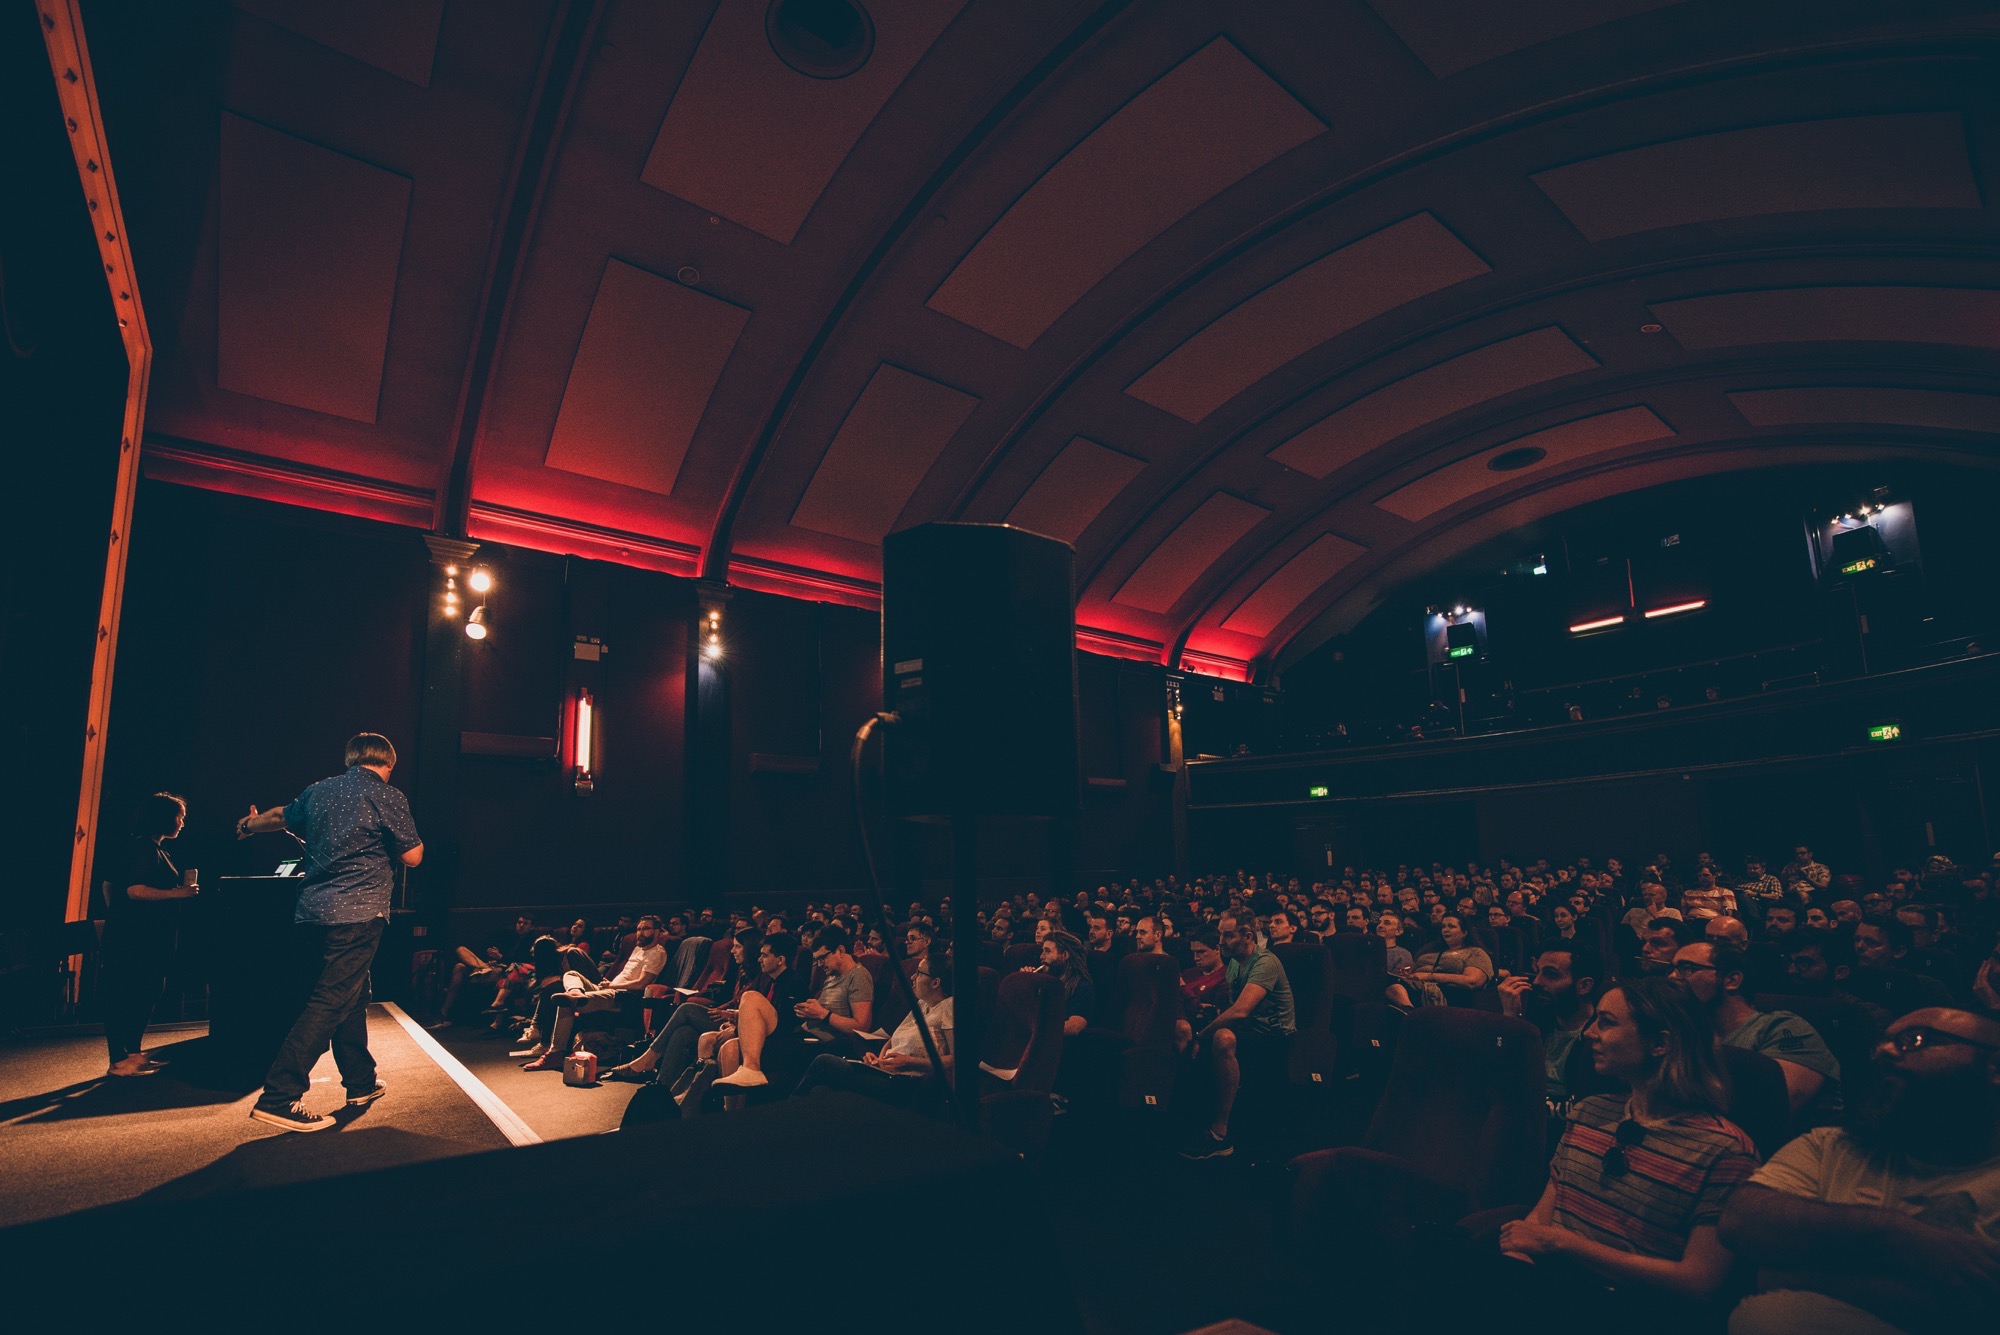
[[283, 765, 422, 925]]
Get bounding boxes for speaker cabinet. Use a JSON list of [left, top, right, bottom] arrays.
[[881, 523, 1080, 820]]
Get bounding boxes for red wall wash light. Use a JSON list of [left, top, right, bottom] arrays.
[[573, 688, 595, 796], [1643, 599, 1708, 619], [1568, 614, 1626, 634]]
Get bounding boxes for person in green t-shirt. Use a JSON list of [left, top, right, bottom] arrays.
[[1181, 910, 1294, 1160]]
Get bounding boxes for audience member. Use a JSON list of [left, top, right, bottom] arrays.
[[1672, 941, 1842, 1124], [1182, 910, 1294, 1159]]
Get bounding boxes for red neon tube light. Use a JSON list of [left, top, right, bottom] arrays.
[[1643, 600, 1708, 619], [1568, 615, 1625, 633]]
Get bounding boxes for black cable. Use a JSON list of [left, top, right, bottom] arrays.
[[849, 712, 958, 1121]]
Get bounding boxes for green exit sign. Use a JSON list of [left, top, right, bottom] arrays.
[[1308, 785, 1330, 798], [1447, 644, 1475, 659], [1868, 723, 1901, 742], [1840, 556, 1878, 576]]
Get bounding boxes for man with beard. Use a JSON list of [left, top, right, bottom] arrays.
[[1850, 921, 1955, 1015], [1720, 1008, 2000, 1335], [1497, 946, 1600, 1105]]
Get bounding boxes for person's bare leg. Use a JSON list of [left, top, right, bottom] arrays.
[[718, 1036, 742, 1077], [733, 992, 774, 1072], [524, 1000, 576, 1069], [1208, 1026, 1240, 1138], [1174, 1018, 1193, 1054], [715, 994, 773, 1089]]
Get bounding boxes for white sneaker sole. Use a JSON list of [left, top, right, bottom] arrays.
[[249, 1106, 333, 1133]]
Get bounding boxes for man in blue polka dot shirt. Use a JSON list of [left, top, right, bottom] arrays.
[[236, 732, 423, 1133]]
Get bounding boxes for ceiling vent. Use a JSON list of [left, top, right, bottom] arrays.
[[767, 0, 875, 80]]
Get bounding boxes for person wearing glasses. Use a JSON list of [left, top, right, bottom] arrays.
[[1498, 977, 1757, 1307], [1720, 1007, 2000, 1333], [792, 946, 954, 1111], [1672, 940, 1842, 1125]]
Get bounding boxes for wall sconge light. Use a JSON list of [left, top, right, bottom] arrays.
[[465, 605, 488, 640], [703, 607, 722, 659], [1166, 677, 1184, 722], [574, 688, 595, 795], [468, 568, 494, 594]]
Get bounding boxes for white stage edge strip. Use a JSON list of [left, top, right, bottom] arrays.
[[382, 1001, 543, 1147]]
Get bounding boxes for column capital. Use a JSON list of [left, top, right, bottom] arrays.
[[423, 534, 479, 568]]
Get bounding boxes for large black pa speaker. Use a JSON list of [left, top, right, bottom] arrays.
[[882, 523, 1080, 819]]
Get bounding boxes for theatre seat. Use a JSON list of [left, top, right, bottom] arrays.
[[1114, 952, 1182, 1110], [1290, 1009, 1546, 1240], [856, 950, 905, 1034], [1002, 942, 1040, 971], [1718, 1045, 1791, 1161], [669, 935, 712, 988], [1270, 942, 1338, 1088], [980, 970, 1067, 1161], [689, 936, 732, 992], [1751, 990, 1882, 1112], [1324, 933, 1388, 1003]]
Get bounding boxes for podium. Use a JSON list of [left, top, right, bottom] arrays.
[[203, 876, 316, 1075]]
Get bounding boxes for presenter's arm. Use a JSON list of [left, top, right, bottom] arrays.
[[236, 805, 290, 839], [399, 843, 425, 867]]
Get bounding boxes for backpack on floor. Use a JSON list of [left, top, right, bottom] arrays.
[[619, 1081, 681, 1130]]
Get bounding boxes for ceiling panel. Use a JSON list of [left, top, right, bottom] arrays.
[[1269, 326, 1599, 479], [217, 112, 411, 424], [643, 0, 966, 243], [1126, 213, 1490, 422], [1113, 492, 1272, 614], [1729, 386, 2000, 434], [1006, 437, 1148, 546], [1377, 405, 1675, 520], [792, 364, 980, 544], [927, 38, 1325, 347], [1366, 0, 1684, 77], [1533, 113, 1980, 241], [234, 0, 443, 86], [1652, 286, 2000, 351], [544, 260, 751, 497], [1219, 533, 1366, 637]]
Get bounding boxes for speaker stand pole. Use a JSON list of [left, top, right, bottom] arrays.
[[952, 812, 980, 1134]]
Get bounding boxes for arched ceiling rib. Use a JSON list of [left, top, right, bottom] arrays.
[[83, 0, 2000, 682]]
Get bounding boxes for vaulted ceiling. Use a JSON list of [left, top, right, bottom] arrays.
[[79, 0, 2000, 680]]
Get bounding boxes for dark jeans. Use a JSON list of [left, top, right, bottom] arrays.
[[100, 923, 170, 1064], [794, 1052, 942, 1114], [644, 1001, 719, 1086], [260, 916, 385, 1107]]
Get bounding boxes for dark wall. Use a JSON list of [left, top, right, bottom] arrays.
[[93, 483, 1184, 922], [2, 3, 128, 925], [98, 483, 427, 889]]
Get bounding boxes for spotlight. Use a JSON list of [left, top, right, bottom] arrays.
[[468, 569, 493, 594], [465, 606, 488, 640]]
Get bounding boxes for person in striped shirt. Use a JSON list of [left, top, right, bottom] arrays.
[[1501, 976, 1758, 1303]]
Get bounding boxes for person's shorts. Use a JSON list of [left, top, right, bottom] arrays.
[[1212, 1017, 1291, 1065]]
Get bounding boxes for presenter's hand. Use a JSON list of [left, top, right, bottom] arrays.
[[236, 805, 260, 840]]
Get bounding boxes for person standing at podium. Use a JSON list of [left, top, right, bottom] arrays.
[[236, 732, 423, 1133], [101, 791, 200, 1077]]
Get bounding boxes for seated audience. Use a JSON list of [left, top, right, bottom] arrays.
[[1411, 915, 1494, 1006], [1721, 1007, 2000, 1334], [600, 928, 761, 1086], [793, 945, 954, 1111], [1182, 909, 1295, 1160], [715, 923, 872, 1090], [1673, 941, 1842, 1125], [521, 916, 665, 1070], [1501, 945, 1603, 1106], [1498, 977, 1758, 1304]]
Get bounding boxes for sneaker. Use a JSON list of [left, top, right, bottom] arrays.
[[1180, 1130, 1233, 1160], [510, 1043, 548, 1059], [515, 1025, 543, 1045], [250, 1101, 332, 1133], [344, 1081, 387, 1107], [713, 1068, 767, 1089]]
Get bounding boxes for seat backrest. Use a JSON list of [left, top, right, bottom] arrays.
[[1366, 1007, 1547, 1209], [691, 936, 733, 991], [1117, 952, 1181, 1047], [857, 951, 906, 1032], [1013, 970, 1068, 1095], [671, 935, 712, 988], [1002, 942, 1040, 971], [1749, 991, 1879, 1107], [1718, 1044, 1792, 1161], [1324, 933, 1388, 1003], [1270, 942, 1333, 1033]]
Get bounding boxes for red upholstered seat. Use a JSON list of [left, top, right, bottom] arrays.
[[1291, 1008, 1546, 1238], [1718, 1044, 1791, 1161], [1002, 942, 1040, 972], [1114, 952, 1182, 1109], [1324, 933, 1389, 1003], [1270, 942, 1337, 1087]]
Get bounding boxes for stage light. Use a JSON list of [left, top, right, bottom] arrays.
[[1569, 615, 1625, 634], [465, 606, 488, 640], [1643, 600, 1708, 619], [575, 689, 594, 774], [468, 568, 493, 594]]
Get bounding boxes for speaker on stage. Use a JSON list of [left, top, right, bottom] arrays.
[[881, 523, 1080, 820]]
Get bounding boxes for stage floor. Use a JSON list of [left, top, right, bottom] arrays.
[[425, 1016, 643, 1140], [0, 1006, 511, 1228]]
